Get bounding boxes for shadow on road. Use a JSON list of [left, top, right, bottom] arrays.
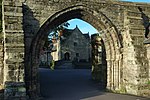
[[39, 68, 105, 100], [39, 68, 150, 100]]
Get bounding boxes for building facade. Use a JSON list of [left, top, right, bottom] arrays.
[[50, 26, 91, 62], [39, 26, 91, 64]]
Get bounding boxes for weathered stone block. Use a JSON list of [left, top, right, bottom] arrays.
[[7, 65, 15, 70], [2, 0, 150, 99], [4, 6, 22, 13], [4, 12, 23, 17], [3, 1, 23, 7], [4, 82, 26, 99]]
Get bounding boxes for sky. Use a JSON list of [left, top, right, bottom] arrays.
[[67, 0, 150, 35], [67, 19, 98, 35], [122, 0, 150, 3]]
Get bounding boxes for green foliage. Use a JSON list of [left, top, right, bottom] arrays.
[[50, 60, 55, 70], [147, 81, 150, 85], [45, 22, 70, 51], [61, 28, 72, 37], [48, 22, 70, 40]]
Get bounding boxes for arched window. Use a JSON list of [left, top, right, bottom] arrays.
[[74, 42, 77, 46]]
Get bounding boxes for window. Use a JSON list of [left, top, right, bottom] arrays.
[[74, 42, 77, 46], [76, 53, 79, 57]]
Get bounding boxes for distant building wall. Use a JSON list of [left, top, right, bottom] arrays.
[[61, 27, 91, 62]]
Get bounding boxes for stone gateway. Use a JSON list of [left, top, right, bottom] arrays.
[[0, 0, 150, 99]]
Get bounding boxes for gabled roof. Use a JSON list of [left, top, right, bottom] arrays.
[[62, 28, 73, 37], [73, 25, 83, 33], [61, 25, 90, 43], [83, 33, 90, 40]]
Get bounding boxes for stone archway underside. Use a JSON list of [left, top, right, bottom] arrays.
[[2, 0, 150, 99]]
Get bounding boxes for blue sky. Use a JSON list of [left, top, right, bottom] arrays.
[[67, 19, 98, 35], [122, 0, 150, 3], [67, 0, 150, 35]]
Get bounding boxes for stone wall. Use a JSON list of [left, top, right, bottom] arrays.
[[122, 6, 150, 96], [0, 31, 4, 99], [91, 34, 107, 88], [0, 0, 4, 99], [91, 34, 101, 81], [23, 0, 150, 98], [23, 2, 125, 96], [1, 0, 150, 99], [3, 0, 27, 99], [61, 27, 90, 62]]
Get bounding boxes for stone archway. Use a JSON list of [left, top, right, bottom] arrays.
[[91, 34, 108, 88], [2, 1, 150, 99], [26, 5, 122, 97]]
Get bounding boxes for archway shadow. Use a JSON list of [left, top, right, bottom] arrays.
[[23, 3, 41, 97], [39, 68, 150, 100], [39, 68, 105, 100]]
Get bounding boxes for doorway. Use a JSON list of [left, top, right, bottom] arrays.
[[64, 52, 70, 60]]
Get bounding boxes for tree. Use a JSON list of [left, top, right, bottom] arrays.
[[48, 22, 70, 40], [44, 22, 70, 51]]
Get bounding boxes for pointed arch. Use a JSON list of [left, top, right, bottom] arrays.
[[26, 5, 123, 97]]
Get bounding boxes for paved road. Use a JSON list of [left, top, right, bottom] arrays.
[[39, 68, 149, 100]]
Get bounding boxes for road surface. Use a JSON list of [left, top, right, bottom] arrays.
[[39, 68, 149, 100]]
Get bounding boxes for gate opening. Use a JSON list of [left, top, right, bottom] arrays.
[[38, 19, 107, 99]]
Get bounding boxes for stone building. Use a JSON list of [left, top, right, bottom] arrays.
[[52, 26, 91, 62]]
